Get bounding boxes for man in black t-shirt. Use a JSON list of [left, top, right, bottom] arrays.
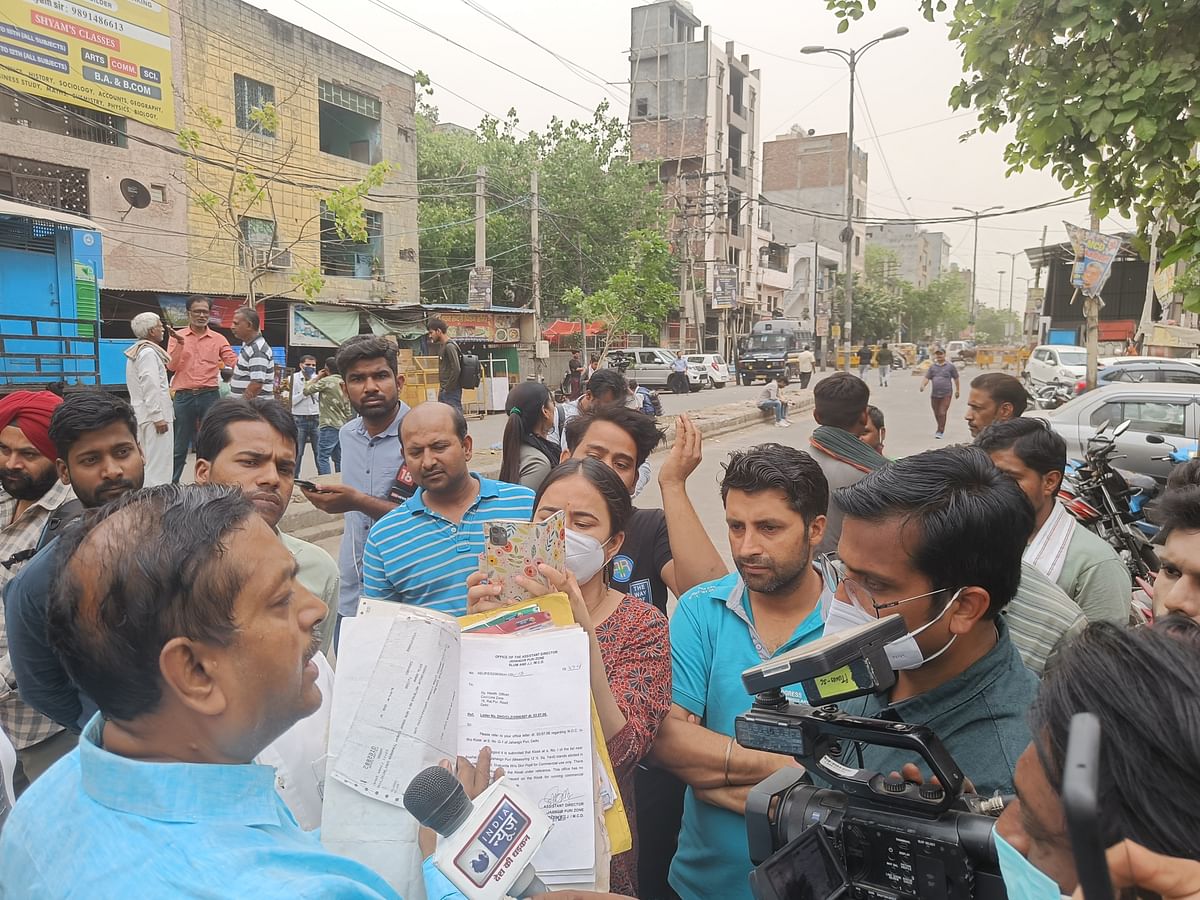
[[561, 406, 725, 612]]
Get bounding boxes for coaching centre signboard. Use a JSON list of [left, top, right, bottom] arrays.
[[0, 0, 175, 129]]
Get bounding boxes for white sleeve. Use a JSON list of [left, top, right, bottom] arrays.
[[134, 348, 167, 422]]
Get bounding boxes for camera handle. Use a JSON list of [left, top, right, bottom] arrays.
[[802, 705, 966, 816]]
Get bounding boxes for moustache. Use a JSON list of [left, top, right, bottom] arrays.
[[96, 479, 137, 497]]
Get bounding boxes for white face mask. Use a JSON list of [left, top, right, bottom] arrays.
[[823, 589, 962, 671], [564, 528, 609, 584]]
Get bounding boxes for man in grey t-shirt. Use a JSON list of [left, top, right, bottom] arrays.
[[920, 347, 959, 438]]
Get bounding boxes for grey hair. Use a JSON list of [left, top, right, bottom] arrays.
[[131, 312, 161, 339]]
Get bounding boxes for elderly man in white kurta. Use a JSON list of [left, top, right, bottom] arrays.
[[124, 312, 174, 486]]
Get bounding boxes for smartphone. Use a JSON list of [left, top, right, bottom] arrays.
[[1062, 712, 1114, 900], [477, 511, 566, 605], [295, 479, 326, 492]]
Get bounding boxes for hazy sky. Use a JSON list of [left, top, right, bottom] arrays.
[[261, 0, 1129, 311]]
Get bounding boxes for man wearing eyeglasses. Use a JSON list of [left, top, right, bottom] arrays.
[[822, 445, 1040, 796]]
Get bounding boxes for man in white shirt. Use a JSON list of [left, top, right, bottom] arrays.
[[796, 344, 816, 389], [290, 355, 320, 475], [123, 313, 173, 486]]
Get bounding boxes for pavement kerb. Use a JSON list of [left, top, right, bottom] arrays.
[[281, 391, 814, 539]]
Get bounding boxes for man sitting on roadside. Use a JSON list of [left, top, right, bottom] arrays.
[[827, 446, 1039, 793], [978, 417, 1130, 624], [965, 372, 1028, 438], [362, 403, 535, 614], [808, 373, 885, 557]]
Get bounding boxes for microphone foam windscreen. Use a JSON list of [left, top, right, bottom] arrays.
[[404, 765, 473, 835]]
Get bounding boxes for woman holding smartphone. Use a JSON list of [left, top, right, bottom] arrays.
[[466, 458, 670, 896]]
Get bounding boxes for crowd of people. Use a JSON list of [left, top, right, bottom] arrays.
[[0, 312, 1198, 900]]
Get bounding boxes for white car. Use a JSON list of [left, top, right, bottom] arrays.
[[684, 353, 731, 389], [605, 348, 708, 393], [1025, 344, 1089, 386]]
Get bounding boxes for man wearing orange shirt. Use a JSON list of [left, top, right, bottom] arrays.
[[167, 295, 237, 483]]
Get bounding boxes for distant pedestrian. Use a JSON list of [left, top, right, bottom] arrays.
[[565, 349, 584, 398], [229, 307, 274, 399], [426, 317, 463, 411], [124, 312, 173, 486], [875, 343, 894, 387], [796, 344, 816, 389], [303, 356, 352, 475], [757, 374, 791, 428], [166, 295, 237, 483], [289, 354, 321, 474], [920, 347, 960, 438], [857, 343, 872, 379]]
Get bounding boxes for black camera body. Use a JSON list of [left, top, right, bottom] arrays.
[[735, 618, 1007, 900]]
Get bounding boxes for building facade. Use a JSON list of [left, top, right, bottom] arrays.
[[0, 0, 419, 385], [864, 223, 951, 290], [628, 0, 761, 356]]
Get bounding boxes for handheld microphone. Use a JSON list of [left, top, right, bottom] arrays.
[[404, 766, 551, 900]]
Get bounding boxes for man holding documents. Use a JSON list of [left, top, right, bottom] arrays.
[[362, 402, 534, 614], [0, 484, 461, 898], [649, 444, 832, 900]]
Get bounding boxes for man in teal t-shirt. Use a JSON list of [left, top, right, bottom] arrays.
[[649, 444, 832, 900]]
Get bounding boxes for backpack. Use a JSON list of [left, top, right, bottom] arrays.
[[459, 348, 483, 390]]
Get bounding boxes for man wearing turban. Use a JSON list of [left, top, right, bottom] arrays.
[[0, 390, 75, 790]]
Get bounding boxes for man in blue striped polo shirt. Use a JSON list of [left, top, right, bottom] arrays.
[[361, 402, 534, 615]]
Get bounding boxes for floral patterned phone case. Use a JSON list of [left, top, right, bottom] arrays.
[[477, 511, 566, 605]]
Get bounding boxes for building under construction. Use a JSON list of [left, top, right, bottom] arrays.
[[628, 0, 761, 356]]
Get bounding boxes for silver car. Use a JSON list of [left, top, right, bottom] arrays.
[[1044, 382, 1200, 482]]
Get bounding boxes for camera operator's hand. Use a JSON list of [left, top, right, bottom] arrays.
[[1087, 840, 1200, 899], [893, 762, 977, 796]]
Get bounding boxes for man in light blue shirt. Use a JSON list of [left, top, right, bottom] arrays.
[[363, 403, 534, 615], [648, 444, 832, 900], [0, 484, 460, 899], [299, 336, 410, 620]]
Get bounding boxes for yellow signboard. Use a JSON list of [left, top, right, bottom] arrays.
[[0, 0, 174, 129]]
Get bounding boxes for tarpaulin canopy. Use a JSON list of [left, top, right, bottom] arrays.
[[542, 319, 605, 339]]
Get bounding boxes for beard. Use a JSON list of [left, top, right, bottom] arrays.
[[735, 536, 813, 595], [0, 466, 59, 502]]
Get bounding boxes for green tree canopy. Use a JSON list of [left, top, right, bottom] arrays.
[[416, 101, 667, 315], [826, 0, 1200, 305]]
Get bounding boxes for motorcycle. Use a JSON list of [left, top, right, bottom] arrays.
[[1058, 420, 1159, 582], [1025, 381, 1074, 411]]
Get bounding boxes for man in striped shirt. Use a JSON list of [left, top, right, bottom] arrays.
[[362, 402, 534, 615], [229, 308, 275, 399]]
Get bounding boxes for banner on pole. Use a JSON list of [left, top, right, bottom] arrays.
[[1064, 222, 1123, 298]]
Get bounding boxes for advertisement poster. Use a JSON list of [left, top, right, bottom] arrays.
[[1064, 221, 1123, 298], [468, 266, 493, 308], [712, 264, 737, 310], [0, 0, 175, 129]]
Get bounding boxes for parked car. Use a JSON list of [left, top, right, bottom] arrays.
[[1074, 359, 1200, 395], [1099, 355, 1200, 369], [1044, 382, 1200, 482], [684, 353, 731, 389], [604, 348, 707, 393], [1024, 344, 1089, 387]]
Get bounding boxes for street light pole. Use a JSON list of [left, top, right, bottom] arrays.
[[952, 204, 1003, 327], [803, 26, 908, 371]]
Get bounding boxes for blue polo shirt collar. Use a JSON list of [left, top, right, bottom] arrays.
[[404, 473, 497, 521], [78, 713, 284, 827], [722, 570, 828, 662]]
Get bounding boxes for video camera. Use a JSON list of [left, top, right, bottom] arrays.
[[735, 617, 1007, 900]]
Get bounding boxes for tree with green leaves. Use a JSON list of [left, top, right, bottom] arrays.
[[562, 229, 678, 354], [825, 0, 1200, 309], [416, 99, 666, 313], [177, 99, 389, 306]]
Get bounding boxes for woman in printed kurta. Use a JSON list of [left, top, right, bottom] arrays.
[[468, 458, 671, 896]]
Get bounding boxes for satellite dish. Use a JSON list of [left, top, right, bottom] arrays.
[[120, 179, 151, 210]]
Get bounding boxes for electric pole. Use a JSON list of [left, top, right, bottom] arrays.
[[531, 169, 541, 325], [474, 166, 487, 268], [1085, 211, 1101, 390]]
